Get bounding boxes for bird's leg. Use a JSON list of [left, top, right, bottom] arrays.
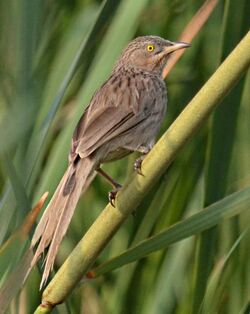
[[96, 167, 122, 189], [133, 144, 153, 176], [96, 167, 122, 207]]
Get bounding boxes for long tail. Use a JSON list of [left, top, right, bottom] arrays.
[[31, 157, 96, 288]]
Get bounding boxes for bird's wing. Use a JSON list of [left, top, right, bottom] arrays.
[[71, 74, 156, 159]]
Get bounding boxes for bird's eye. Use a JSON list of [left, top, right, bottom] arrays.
[[147, 44, 155, 52]]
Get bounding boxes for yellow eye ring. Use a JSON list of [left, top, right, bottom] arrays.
[[147, 44, 155, 52]]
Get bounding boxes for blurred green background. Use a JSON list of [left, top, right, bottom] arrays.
[[0, 0, 250, 313]]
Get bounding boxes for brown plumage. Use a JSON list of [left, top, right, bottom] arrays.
[[31, 35, 190, 288]]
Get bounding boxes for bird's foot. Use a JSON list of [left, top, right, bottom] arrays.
[[108, 183, 122, 207], [134, 157, 145, 176]]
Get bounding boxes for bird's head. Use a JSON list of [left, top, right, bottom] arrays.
[[115, 35, 190, 74]]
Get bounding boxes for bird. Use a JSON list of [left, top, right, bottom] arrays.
[[31, 35, 190, 287]]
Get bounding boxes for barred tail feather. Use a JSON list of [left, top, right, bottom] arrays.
[[31, 157, 96, 288]]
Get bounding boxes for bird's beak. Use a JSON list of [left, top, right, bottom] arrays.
[[164, 41, 190, 54]]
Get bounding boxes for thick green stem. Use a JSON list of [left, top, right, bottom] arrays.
[[35, 31, 250, 313]]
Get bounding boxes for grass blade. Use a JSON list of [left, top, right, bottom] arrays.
[[90, 186, 250, 276]]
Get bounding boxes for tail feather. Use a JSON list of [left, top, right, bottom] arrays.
[[31, 157, 96, 287], [31, 167, 72, 248]]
